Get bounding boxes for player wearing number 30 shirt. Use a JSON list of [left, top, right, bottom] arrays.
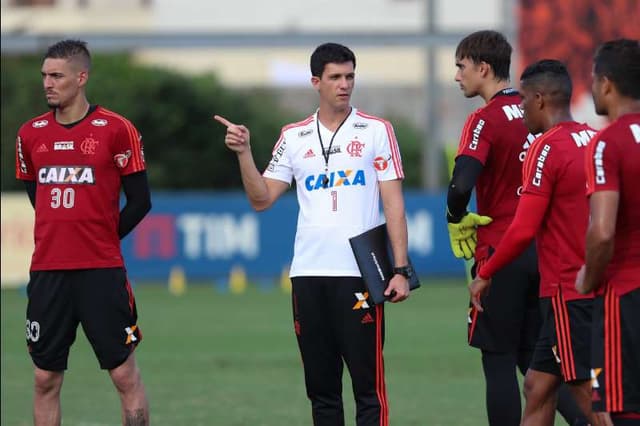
[[15, 40, 151, 426], [16, 106, 145, 270]]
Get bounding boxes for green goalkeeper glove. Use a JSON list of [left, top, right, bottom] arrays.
[[447, 212, 493, 260]]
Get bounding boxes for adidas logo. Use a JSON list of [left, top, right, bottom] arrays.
[[303, 148, 315, 159], [361, 313, 374, 324], [36, 144, 48, 153]]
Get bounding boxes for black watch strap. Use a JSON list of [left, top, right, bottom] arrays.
[[393, 265, 412, 279]]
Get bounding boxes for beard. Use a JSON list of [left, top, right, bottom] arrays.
[[46, 97, 60, 109]]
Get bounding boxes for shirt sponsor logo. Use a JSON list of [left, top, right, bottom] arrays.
[[353, 122, 368, 129], [323, 146, 341, 156], [631, 123, 640, 143], [139, 135, 146, 163], [305, 169, 366, 190], [17, 136, 28, 174], [53, 141, 74, 151], [532, 144, 551, 187], [80, 137, 100, 155], [594, 140, 606, 184], [469, 119, 485, 150], [267, 140, 287, 172], [346, 139, 365, 157], [91, 119, 108, 126], [571, 129, 596, 147], [32, 120, 48, 128], [298, 129, 313, 138], [374, 156, 390, 171], [38, 166, 95, 184], [114, 150, 132, 169], [502, 104, 524, 121]]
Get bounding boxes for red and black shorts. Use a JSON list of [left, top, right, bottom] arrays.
[[26, 267, 141, 371], [530, 292, 592, 383], [591, 286, 640, 414], [468, 243, 541, 353]]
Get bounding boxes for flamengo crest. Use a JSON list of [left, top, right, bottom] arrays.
[[346, 139, 365, 157], [80, 137, 100, 155]]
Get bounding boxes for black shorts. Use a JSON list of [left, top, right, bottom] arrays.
[[26, 267, 141, 371], [591, 286, 640, 414], [530, 293, 592, 382], [468, 243, 541, 353]]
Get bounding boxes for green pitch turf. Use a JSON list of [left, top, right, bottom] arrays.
[[0, 279, 560, 425]]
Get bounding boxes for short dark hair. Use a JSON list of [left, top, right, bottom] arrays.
[[520, 59, 572, 106], [44, 39, 92, 71], [455, 30, 512, 81], [593, 39, 640, 99], [310, 43, 356, 78]]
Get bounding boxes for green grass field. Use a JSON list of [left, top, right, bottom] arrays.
[[0, 279, 544, 426]]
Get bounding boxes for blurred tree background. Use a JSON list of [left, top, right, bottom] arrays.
[[1, 54, 423, 191]]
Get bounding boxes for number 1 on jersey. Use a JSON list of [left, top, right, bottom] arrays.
[[331, 190, 337, 212]]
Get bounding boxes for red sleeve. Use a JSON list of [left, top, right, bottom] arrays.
[[112, 117, 146, 175], [456, 111, 492, 165], [585, 129, 620, 196], [15, 127, 35, 181], [521, 129, 560, 197], [477, 193, 549, 279]]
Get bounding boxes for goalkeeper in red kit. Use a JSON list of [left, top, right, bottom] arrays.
[[16, 40, 151, 425]]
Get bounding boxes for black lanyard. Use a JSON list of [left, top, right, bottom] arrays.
[[317, 108, 351, 188]]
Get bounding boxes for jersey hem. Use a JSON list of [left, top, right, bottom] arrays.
[[290, 270, 362, 278], [30, 260, 124, 271]]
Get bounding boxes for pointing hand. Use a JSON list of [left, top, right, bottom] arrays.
[[213, 114, 251, 154]]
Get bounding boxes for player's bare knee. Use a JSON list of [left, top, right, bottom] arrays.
[[33, 369, 63, 396], [109, 359, 141, 394], [522, 375, 539, 402]]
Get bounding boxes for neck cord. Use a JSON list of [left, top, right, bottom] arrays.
[[317, 108, 351, 188]]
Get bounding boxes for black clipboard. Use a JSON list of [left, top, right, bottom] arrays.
[[349, 223, 420, 305]]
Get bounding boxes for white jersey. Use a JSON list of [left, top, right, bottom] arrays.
[[263, 107, 404, 277]]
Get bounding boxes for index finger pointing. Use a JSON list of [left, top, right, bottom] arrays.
[[213, 114, 235, 128]]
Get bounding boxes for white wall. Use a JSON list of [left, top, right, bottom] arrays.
[[1, 0, 502, 33]]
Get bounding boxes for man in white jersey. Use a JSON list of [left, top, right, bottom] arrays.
[[215, 42, 410, 426]]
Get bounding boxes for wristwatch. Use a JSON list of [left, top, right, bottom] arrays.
[[393, 265, 412, 279]]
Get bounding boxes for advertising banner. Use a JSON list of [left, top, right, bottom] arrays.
[[1, 191, 464, 286]]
